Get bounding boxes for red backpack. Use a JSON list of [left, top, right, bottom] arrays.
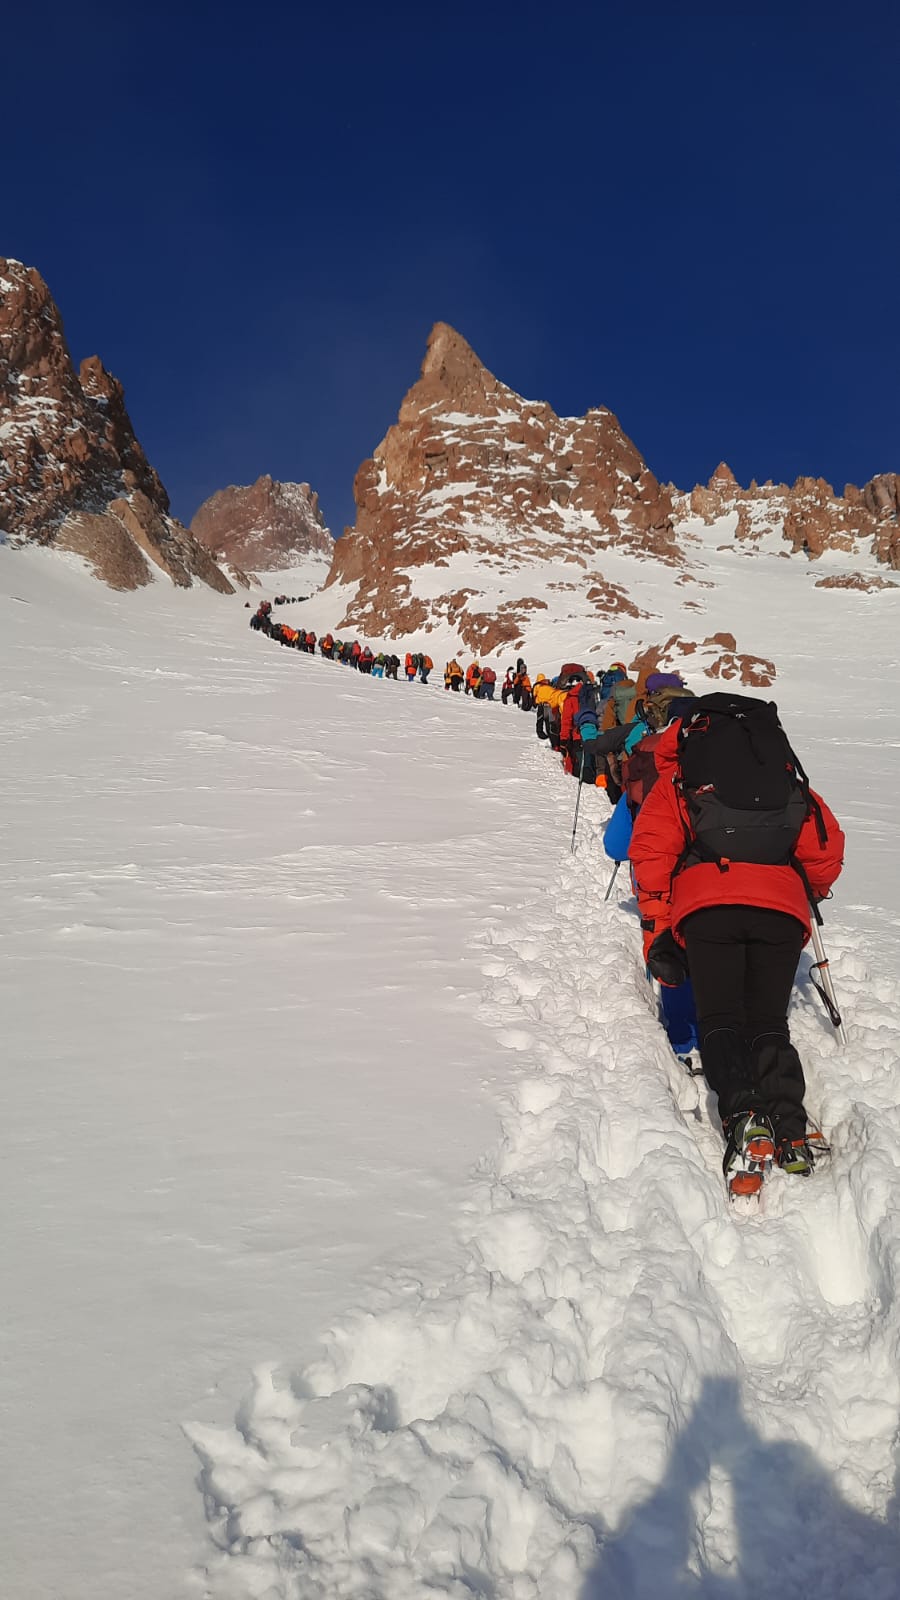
[[621, 733, 666, 816]]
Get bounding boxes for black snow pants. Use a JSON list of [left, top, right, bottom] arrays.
[[680, 904, 807, 1139]]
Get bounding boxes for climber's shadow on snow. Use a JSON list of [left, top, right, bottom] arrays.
[[581, 1375, 899, 1597]]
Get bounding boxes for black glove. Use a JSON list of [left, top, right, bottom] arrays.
[[647, 929, 688, 987]]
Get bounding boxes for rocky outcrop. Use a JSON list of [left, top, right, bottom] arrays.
[[815, 572, 898, 592], [686, 462, 900, 570], [847, 474, 900, 568], [630, 632, 776, 688], [0, 258, 235, 591], [190, 476, 333, 574], [327, 322, 677, 646]]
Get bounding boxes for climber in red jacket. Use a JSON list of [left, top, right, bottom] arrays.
[[629, 706, 844, 1181]]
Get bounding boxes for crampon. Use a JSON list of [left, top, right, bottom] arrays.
[[723, 1112, 776, 1201], [774, 1127, 831, 1177]]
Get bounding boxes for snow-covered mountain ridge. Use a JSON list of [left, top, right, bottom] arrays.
[[4, 258, 896, 686], [682, 458, 900, 569], [320, 323, 898, 675], [295, 486, 899, 695]]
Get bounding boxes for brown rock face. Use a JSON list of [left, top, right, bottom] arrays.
[[684, 459, 900, 569], [630, 634, 776, 688], [815, 572, 899, 592], [327, 322, 677, 646], [190, 476, 333, 573], [0, 258, 235, 592], [863, 475, 900, 569]]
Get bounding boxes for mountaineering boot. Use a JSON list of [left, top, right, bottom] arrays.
[[803, 1127, 831, 1164], [722, 1111, 776, 1199], [774, 1137, 813, 1176], [773, 1131, 831, 1176]]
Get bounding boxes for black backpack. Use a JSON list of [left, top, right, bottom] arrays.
[[676, 693, 824, 870]]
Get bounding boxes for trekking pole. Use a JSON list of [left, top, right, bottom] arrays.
[[807, 916, 848, 1046], [604, 860, 621, 902], [570, 752, 586, 854]]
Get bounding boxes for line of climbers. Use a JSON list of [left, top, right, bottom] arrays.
[[250, 602, 433, 679], [532, 660, 656, 784], [443, 656, 538, 705], [444, 660, 495, 697], [248, 599, 847, 1197], [251, 604, 536, 713], [534, 658, 845, 1197]]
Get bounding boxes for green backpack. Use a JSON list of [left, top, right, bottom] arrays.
[[612, 679, 636, 724]]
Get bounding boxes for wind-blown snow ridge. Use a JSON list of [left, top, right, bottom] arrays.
[[189, 748, 900, 1600]]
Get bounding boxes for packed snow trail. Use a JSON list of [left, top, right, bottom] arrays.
[[190, 745, 900, 1598]]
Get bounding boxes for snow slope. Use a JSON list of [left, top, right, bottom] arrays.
[[249, 551, 333, 595], [296, 507, 899, 695], [1, 548, 573, 1600], [3, 537, 900, 1599], [189, 767, 900, 1599]]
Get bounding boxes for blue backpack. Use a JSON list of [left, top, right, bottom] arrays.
[[599, 667, 626, 702], [574, 681, 599, 741], [603, 793, 633, 861]]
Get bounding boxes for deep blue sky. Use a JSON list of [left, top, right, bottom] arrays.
[[5, 2, 899, 534]]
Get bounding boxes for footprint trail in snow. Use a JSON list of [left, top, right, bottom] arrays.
[[189, 745, 900, 1600]]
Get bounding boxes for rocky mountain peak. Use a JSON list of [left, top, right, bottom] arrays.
[[401, 321, 514, 422], [328, 323, 679, 650], [0, 257, 234, 592], [190, 475, 333, 575], [0, 259, 77, 406]]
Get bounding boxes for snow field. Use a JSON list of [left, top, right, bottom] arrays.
[[5, 540, 900, 1599], [1, 548, 570, 1600], [189, 742, 900, 1599]]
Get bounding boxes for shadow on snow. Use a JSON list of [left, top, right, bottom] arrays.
[[581, 1376, 900, 1598]]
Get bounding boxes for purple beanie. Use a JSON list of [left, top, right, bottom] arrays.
[[645, 671, 685, 692]]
